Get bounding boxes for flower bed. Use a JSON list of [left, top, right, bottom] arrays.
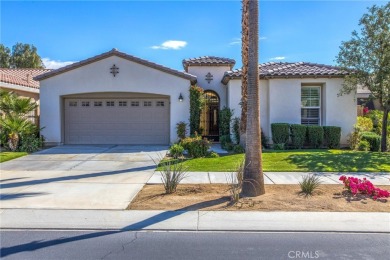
[[339, 175, 390, 200]]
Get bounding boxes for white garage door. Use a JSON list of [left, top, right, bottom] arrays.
[[64, 98, 169, 144]]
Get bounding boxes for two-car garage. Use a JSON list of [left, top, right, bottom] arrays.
[[36, 49, 195, 146], [64, 96, 170, 145]]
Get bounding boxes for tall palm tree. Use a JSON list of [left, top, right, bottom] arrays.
[[240, 0, 249, 147], [242, 0, 265, 197]]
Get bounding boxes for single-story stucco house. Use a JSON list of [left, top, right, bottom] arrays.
[[35, 48, 356, 146]]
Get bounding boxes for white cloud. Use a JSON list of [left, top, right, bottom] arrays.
[[151, 40, 187, 50], [229, 38, 241, 45], [42, 58, 75, 69], [229, 36, 266, 46], [270, 56, 286, 61]]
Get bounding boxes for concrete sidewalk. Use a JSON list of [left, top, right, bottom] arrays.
[[1, 209, 389, 233], [148, 171, 390, 185]]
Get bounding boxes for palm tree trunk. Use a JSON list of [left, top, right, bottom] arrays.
[[240, 0, 249, 148], [242, 0, 265, 197]]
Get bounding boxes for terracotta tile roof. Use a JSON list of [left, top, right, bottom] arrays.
[[35, 49, 197, 84], [183, 56, 236, 71], [0, 68, 52, 89], [221, 62, 349, 84]]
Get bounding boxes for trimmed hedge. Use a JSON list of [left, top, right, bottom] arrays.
[[323, 126, 341, 149], [290, 124, 307, 149], [219, 107, 233, 136], [180, 135, 210, 158], [307, 126, 324, 148], [271, 123, 290, 145], [360, 132, 381, 152], [220, 134, 232, 150]]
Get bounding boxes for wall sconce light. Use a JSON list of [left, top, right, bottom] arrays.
[[178, 93, 184, 102]]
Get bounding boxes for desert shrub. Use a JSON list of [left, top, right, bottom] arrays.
[[233, 144, 245, 154], [220, 134, 232, 150], [18, 134, 43, 153], [180, 134, 210, 158], [219, 107, 233, 136], [226, 160, 245, 204], [299, 174, 322, 196], [323, 126, 341, 149], [357, 140, 370, 151], [290, 124, 307, 149], [232, 117, 240, 144], [176, 121, 187, 140], [348, 130, 361, 150], [356, 116, 373, 132], [207, 151, 219, 158], [169, 144, 184, 159], [158, 159, 188, 194], [273, 143, 285, 150], [306, 126, 324, 148], [261, 128, 269, 148], [360, 132, 381, 152], [271, 123, 289, 146], [225, 142, 234, 151]]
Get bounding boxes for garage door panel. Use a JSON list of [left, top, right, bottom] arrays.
[[64, 98, 169, 144]]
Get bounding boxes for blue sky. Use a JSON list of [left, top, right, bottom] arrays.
[[1, 0, 387, 70]]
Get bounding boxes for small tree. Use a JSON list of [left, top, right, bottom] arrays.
[[336, 3, 390, 152]]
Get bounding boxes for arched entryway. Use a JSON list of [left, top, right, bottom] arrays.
[[200, 90, 220, 141]]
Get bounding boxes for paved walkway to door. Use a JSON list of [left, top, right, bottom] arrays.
[[0, 145, 168, 210]]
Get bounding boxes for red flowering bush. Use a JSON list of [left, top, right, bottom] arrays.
[[363, 107, 369, 115], [339, 175, 390, 200]]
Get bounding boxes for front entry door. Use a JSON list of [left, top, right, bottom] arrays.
[[200, 91, 220, 141]]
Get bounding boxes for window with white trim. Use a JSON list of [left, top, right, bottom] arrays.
[[156, 101, 165, 107], [69, 101, 77, 107], [301, 86, 321, 125], [143, 101, 152, 107], [81, 101, 90, 107], [119, 101, 127, 107], [94, 101, 103, 107], [131, 101, 139, 107], [106, 101, 115, 107]]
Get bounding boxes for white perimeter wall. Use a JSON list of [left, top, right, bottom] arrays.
[[227, 78, 356, 145], [40, 55, 192, 145]]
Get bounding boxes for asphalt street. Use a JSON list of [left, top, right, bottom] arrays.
[[1, 230, 389, 260]]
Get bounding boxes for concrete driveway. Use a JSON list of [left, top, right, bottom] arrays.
[[0, 145, 167, 210]]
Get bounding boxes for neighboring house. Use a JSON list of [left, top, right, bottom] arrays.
[[356, 85, 381, 115], [35, 49, 356, 146], [0, 68, 52, 121]]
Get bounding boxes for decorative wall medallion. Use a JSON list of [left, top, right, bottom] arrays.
[[110, 64, 119, 77], [205, 72, 213, 83]]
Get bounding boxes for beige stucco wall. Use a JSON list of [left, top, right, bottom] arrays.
[[187, 66, 231, 108], [1, 84, 40, 115], [39, 55, 192, 145], [227, 77, 356, 146]]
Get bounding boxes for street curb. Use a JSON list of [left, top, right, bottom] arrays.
[[1, 209, 389, 233]]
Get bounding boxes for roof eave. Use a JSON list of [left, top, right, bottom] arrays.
[[35, 49, 197, 83]]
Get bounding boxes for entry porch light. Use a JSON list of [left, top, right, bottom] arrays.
[[178, 93, 184, 102]]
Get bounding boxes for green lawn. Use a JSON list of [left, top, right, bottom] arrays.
[[159, 150, 390, 172], [0, 152, 28, 163]]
